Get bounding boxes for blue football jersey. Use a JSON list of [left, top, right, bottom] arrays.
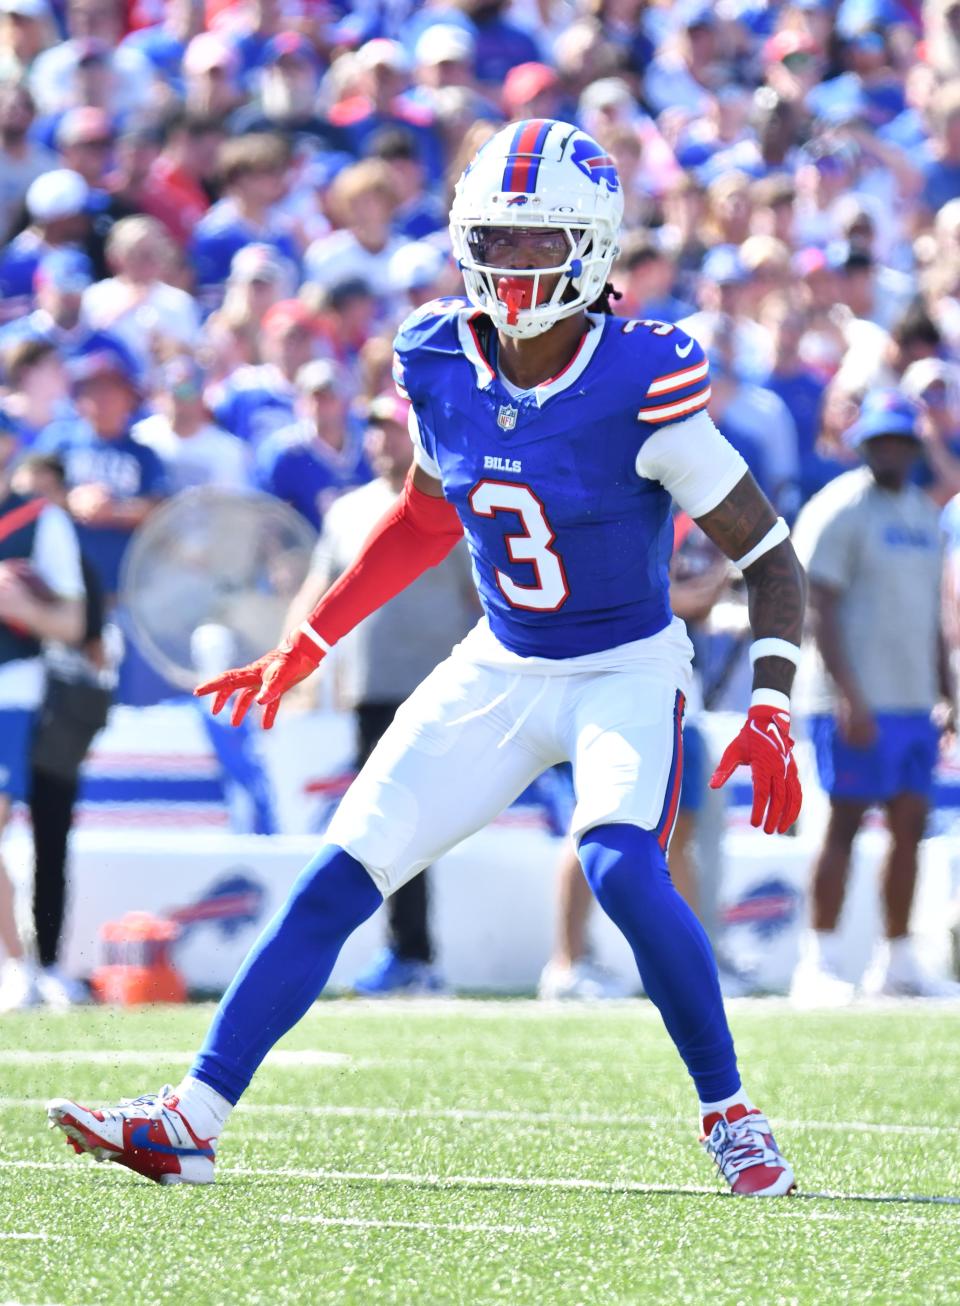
[[393, 299, 712, 659]]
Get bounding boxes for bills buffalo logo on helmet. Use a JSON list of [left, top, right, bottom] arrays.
[[569, 137, 620, 193], [506, 195, 530, 206]]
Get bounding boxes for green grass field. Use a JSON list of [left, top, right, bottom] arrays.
[[1, 1000, 958, 1306]]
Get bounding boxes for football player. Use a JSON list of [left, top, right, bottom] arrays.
[[48, 121, 805, 1196]]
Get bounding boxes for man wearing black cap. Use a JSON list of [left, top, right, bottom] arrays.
[[792, 388, 959, 1001]]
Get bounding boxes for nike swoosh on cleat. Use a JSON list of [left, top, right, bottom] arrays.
[[675, 339, 694, 358], [129, 1122, 215, 1158]]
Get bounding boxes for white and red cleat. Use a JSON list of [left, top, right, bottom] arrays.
[[47, 1086, 216, 1185], [701, 1104, 796, 1197]]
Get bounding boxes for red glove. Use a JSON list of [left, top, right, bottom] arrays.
[[709, 704, 802, 835], [194, 630, 321, 730]]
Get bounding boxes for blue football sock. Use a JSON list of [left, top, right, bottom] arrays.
[[578, 822, 740, 1103], [190, 845, 382, 1104]]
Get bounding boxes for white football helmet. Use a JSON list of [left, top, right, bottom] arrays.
[[450, 119, 624, 339]]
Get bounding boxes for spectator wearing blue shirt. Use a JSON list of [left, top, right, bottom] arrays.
[[36, 344, 168, 599], [330, 39, 445, 187], [920, 83, 960, 223], [207, 298, 317, 447], [366, 128, 446, 240], [456, 0, 540, 85], [119, 0, 204, 97], [0, 169, 94, 324], [758, 298, 835, 508], [0, 249, 138, 379], [189, 133, 300, 313], [228, 32, 350, 158], [255, 359, 372, 531]]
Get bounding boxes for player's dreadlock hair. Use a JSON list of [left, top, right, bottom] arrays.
[[588, 282, 623, 316]]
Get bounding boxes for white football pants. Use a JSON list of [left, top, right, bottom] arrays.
[[326, 627, 694, 897]]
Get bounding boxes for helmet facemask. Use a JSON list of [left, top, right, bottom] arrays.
[[453, 220, 616, 339]]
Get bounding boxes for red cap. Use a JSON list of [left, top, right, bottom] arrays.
[[261, 299, 317, 335], [502, 62, 559, 113]]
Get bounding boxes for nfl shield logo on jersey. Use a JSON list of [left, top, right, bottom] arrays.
[[497, 404, 518, 431]]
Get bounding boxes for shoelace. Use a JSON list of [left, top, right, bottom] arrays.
[[704, 1113, 782, 1179]]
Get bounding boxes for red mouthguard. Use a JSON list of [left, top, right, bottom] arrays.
[[496, 276, 544, 326]]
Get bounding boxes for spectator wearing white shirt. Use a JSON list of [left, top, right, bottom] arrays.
[[133, 355, 250, 493], [304, 160, 405, 307], [82, 216, 200, 379]]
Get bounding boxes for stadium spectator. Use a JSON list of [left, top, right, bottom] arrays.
[[918, 80, 960, 228], [255, 358, 370, 531], [201, 241, 292, 368], [228, 31, 349, 156], [329, 38, 444, 186], [10, 450, 109, 1009], [613, 231, 694, 323], [304, 159, 403, 304], [899, 357, 960, 505], [190, 132, 299, 311], [501, 60, 562, 122], [0, 336, 67, 445], [792, 389, 959, 1001], [36, 344, 169, 599], [644, 5, 721, 118], [207, 297, 316, 446], [133, 355, 250, 492], [28, 0, 155, 120], [0, 79, 55, 241], [706, 347, 800, 518], [119, 0, 203, 93], [0, 427, 85, 1013], [0, 0, 54, 84], [82, 216, 200, 375], [307, 278, 380, 392], [284, 389, 477, 995], [681, 244, 773, 381], [139, 110, 223, 248], [367, 127, 446, 242], [758, 297, 835, 505], [0, 248, 137, 378], [181, 30, 243, 119], [387, 240, 452, 315], [0, 168, 94, 323]]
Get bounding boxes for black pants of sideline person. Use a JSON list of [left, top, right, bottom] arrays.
[[29, 767, 79, 970], [356, 701, 432, 964]]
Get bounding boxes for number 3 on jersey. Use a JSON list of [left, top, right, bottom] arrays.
[[468, 480, 570, 612]]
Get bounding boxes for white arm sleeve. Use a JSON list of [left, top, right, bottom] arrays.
[[635, 409, 749, 518], [31, 504, 85, 600], [407, 406, 442, 479]]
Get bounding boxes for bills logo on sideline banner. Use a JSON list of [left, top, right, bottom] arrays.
[[169, 872, 266, 941]]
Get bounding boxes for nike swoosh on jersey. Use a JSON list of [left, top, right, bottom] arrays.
[[129, 1122, 215, 1158], [674, 339, 695, 358]]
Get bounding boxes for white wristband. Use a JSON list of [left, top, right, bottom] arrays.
[[735, 517, 789, 572], [751, 688, 791, 713], [298, 622, 332, 655], [749, 638, 801, 668]]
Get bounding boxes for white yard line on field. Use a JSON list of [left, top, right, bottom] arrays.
[[0, 1233, 57, 1240], [280, 1215, 554, 1235], [1, 1157, 958, 1208], [0, 1095, 955, 1140], [0, 1050, 350, 1068]]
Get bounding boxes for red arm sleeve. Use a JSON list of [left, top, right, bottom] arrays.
[[296, 471, 464, 653]]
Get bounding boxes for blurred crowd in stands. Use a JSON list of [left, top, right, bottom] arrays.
[[4, 0, 960, 594]]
